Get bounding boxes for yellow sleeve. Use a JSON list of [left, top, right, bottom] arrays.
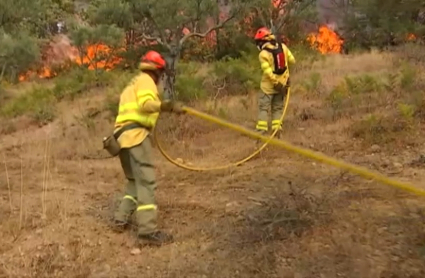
[[259, 51, 278, 85], [135, 82, 161, 113], [143, 100, 161, 113], [285, 45, 296, 64]]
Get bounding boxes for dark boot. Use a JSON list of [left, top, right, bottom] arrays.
[[111, 220, 128, 233], [138, 231, 174, 246], [272, 129, 282, 139]]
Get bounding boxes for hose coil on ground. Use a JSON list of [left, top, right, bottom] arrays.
[[153, 89, 291, 171]]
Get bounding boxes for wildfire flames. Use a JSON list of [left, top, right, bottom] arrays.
[[407, 33, 416, 41], [19, 25, 346, 82], [307, 25, 344, 54], [77, 44, 122, 70], [18, 44, 122, 81]]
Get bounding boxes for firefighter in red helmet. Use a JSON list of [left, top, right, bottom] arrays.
[[254, 27, 295, 136], [111, 50, 182, 246]]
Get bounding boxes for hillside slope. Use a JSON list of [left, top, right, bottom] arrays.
[[1, 48, 425, 278]]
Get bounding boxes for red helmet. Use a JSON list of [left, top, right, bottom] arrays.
[[139, 51, 166, 71], [254, 27, 275, 41]]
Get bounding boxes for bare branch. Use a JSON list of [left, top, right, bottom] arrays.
[[178, 14, 235, 46], [136, 13, 171, 49], [139, 33, 163, 44], [250, 6, 268, 27], [147, 15, 172, 49], [275, 0, 316, 32]]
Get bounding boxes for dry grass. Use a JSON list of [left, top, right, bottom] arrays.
[[1, 45, 425, 277]]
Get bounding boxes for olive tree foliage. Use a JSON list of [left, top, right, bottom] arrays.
[[0, 0, 75, 82], [0, 31, 40, 82], [68, 24, 125, 70], [86, 0, 250, 99], [0, 0, 73, 37], [323, 0, 425, 49]]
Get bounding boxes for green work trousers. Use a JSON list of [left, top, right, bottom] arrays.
[[114, 138, 158, 236], [256, 88, 287, 132]]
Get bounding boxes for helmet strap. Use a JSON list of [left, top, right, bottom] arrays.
[[256, 40, 265, 50], [145, 69, 165, 84]]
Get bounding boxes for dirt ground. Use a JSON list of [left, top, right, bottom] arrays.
[[1, 51, 425, 277]]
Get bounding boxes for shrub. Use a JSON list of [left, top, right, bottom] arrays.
[[212, 58, 257, 95], [210, 52, 260, 95], [392, 43, 425, 66], [399, 63, 417, 90], [344, 74, 382, 95], [290, 44, 324, 73], [327, 83, 349, 118], [413, 97, 425, 120], [326, 73, 387, 119], [384, 72, 399, 92], [0, 85, 8, 103], [398, 103, 415, 122], [175, 62, 207, 102], [52, 67, 126, 100], [0, 67, 134, 124], [0, 31, 40, 83], [302, 72, 322, 95], [0, 86, 56, 124], [350, 113, 413, 145], [174, 52, 260, 102]]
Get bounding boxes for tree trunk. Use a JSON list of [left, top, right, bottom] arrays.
[[0, 63, 7, 82], [215, 0, 221, 59], [163, 47, 179, 100]]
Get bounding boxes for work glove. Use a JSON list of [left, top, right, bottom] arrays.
[[274, 82, 286, 93], [160, 100, 185, 114]]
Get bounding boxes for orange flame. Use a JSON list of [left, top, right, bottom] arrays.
[[75, 44, 122, 70], [407, 33, 416, 41], [307, 25, 344, 54], [18, 67, 55, 81], [18, 43, 123, 82]]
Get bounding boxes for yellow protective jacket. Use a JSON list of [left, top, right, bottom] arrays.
[[114, 72, 162, 149], [259, 42, 296, 95]]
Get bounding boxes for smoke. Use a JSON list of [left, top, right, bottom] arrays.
[[316, 0, 349, 31]]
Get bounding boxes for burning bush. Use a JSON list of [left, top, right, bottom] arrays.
[[307, 25, 344, 54], [18, 25, 126, 82]]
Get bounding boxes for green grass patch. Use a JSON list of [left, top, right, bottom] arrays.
[[0, 86, 56, 124]]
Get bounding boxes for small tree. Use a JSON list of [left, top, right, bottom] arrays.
[[250, 0, 317, 43], [69, 24, 125, 71], [0, 0, 74, 82], [88, 0, 248, 99], [0, 31, 40, 82]]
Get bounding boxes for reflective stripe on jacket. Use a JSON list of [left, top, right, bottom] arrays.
[[114, 72, 161, 148], [259, 42, 296, 95]]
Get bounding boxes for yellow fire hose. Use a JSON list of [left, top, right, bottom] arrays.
[[154, 88, 292, 171], [154, 94, 425, 197]]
